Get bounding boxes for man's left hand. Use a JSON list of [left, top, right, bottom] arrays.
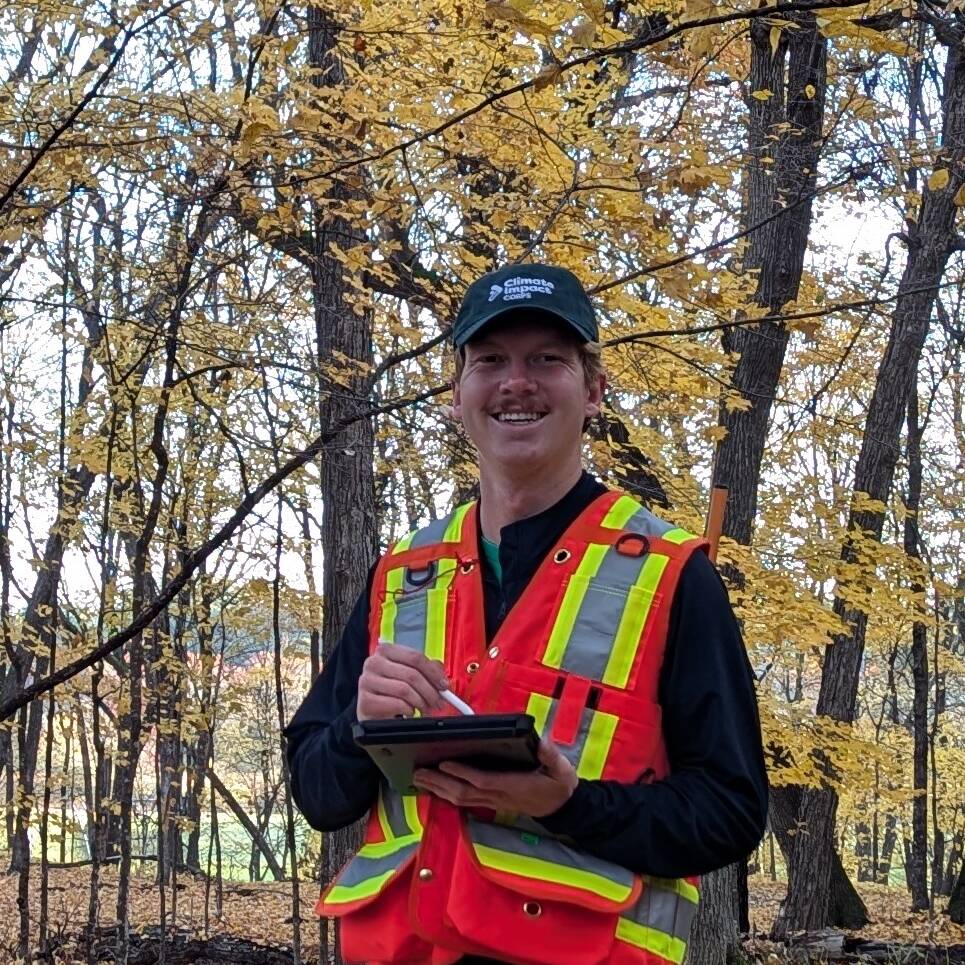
[[412, 740, 578, 818]]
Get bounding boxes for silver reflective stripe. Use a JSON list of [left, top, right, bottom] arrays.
[[337, 840, 419, 888], [530, 697, 597, 774], [468, 818, 636, 892], [407, 515, 450, 549], [560, 548, 650, 679], [393, 588, 428, 651], [623, 506, 678, 539], [624, 879, 698, 943], [381, 786, 415, 839], [555, 500, 692, 681]]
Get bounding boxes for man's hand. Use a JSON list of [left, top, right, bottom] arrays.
[[411, 740, 578, 818], [357, 641, 449, 720]]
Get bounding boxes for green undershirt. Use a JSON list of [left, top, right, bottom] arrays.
[[481, 536, 502, 584]]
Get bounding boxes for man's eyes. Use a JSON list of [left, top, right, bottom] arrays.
[[472, 352, 566, 365]]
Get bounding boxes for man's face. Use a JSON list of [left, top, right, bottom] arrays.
[[452, 317, 605, 478]]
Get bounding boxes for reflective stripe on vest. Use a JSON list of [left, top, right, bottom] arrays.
[[380, 504, 472, 659], [467, 817, 636, 904], [324, 786, 423, 908], [615, 877, 700, 964], [525, 691, 617, 780], [324, 838, 420, 906], [541, 500, 700, 689]]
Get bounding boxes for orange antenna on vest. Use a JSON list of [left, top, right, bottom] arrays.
[[705, 486, 727, 564]]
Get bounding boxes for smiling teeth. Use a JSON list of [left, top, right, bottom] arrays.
[[497, 413, 542, 422]]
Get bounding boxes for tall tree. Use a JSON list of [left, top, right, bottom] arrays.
[[306, 9, 378, 963], [774, 12, 965, 936]]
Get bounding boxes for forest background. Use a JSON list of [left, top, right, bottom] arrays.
[[2, 0, 965, 962]]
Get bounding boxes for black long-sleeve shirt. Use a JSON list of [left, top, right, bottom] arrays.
[[285, 473, 768, 879]]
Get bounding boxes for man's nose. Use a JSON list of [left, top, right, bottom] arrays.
[[499, 360, 537, 392]]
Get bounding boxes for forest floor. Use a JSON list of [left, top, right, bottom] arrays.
[[0, 865, 963, 962]]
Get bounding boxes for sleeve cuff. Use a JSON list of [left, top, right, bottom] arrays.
[[535, 780, 599, 838]]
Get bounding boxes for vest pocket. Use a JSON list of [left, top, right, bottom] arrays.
[[335, 862, 435, 964], [443, 817, 638, 965], [317, 836, 420, 915]]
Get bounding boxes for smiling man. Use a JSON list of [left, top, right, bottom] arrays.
[[285, 264, 768, 965]]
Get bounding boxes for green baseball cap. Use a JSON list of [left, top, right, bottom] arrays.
[[452, 264, 598, 348]]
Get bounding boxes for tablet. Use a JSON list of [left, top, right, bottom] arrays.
[[353, 713, 541, 794]]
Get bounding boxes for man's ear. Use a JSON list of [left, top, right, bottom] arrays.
[[585, 373, 606, 419]]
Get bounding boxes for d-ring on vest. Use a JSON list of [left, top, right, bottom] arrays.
[[319, 491, 709, 965]]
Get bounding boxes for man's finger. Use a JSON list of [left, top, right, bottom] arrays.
[[376, 641, 448, 689], [367, 659, 445, 711], [365, 676, 431, 714], [436, 761, 493, 789], [357, 694, 413, 720], [537, 739, 568, 774]]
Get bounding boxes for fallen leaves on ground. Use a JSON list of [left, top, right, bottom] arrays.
[[1, 864, 963, 962]]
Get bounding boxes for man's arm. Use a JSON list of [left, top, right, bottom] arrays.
[[536, 551, 769, 877], [283, 578, 381, 832]]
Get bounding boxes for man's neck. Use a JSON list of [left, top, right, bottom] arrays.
[[477, 464, 583, 543]]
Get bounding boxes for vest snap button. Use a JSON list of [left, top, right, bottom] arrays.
[[466, 661, 480, 674], [488, 646, 499, 659], [460, 561, 474, 574], [523, 900, 542, 918], [418, 867, 433, 882], [553, 549, 571, 564]]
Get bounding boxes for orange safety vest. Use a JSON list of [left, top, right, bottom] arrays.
[[318, 490, 709, 965]]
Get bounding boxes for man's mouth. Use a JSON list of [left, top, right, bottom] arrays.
[[492, 412, 546, 424]]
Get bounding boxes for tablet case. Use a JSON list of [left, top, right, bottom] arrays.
[[353, 713, 540, 794]]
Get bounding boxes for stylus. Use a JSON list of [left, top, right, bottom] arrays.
[[439, 689, 475, 715]]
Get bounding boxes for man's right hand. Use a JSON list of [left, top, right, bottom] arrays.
[[357, 641, 450, 720]]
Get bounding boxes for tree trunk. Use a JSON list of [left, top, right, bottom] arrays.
[[855, 820, 873, 882], [774, 20, 965, 938], [688, 865, 740, 965], [307, 8, 378, 965], [949, 857, 965, 924], [206, 768, 286, 882], [904, 385, 930, 910], [699, 13, 834, 958], [877, 812, 899, 885], [770, 782, 868, 929]]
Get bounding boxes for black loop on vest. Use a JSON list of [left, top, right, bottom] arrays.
[[615, 533, 649, 558], [406, 560, 436, 587]]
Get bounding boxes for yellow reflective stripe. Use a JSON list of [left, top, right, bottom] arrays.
[[376, 792, 393, 841], [649, 875, 699, 905], [325, 867, 397, 905], [662, 527, 698, 545], [602, 553, 669, 688], [577, 711, 618, 780], [424, 557, 456, 662], [402, 794, 423, 834], [525, 692, 553, 736], [474, 843, 634, 903], [615, 918, 686, 964], [602, 495, 641, 529], [444, 503, 473, 542], [543, 544, 610, 669], [379, 566, 405, 643], [355, 832, 420, 860], [393, 531, 416, 554]]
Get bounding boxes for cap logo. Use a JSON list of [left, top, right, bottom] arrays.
[[491, 276, 555, 303]]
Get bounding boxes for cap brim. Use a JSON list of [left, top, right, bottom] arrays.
[[454, 306, 590, 348]]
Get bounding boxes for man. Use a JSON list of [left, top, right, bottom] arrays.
[[285, 264, 768, 965]]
